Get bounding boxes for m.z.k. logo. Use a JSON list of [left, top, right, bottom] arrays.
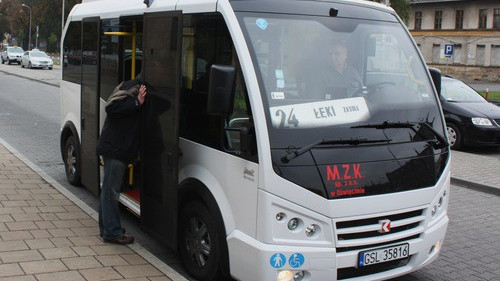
[[326, 164, 362, 181]]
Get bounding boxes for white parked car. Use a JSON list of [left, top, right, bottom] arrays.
[[21, 50, 53, 69], [1, 46, 24, 65]]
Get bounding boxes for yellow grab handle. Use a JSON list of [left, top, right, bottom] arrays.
[[128, 164, 134, 186]]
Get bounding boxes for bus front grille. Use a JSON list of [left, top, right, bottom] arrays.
[[335, 209, 425, 252]]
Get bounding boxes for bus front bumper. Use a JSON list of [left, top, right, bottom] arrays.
[[227, 214, 448, 281]]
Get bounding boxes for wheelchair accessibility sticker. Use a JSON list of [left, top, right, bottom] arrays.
[[270, 253, 286, 268], [289, 253, 305, 268]]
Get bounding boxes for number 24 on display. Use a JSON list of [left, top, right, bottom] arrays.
[[275, 108, 299, 128]]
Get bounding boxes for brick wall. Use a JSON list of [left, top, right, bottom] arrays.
[[428, 64, 500, 82]]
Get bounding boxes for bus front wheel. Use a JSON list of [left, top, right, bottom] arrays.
[[63, 135, 81, 186], [179, 201, 228, 281]]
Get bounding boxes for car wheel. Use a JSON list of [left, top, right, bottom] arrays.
[[179, 201, 228, 281], [0, 57, 3, 64], [446, 122, 463, 150], [63, 135, 81, 186], [21, 62, 24, 68], [7, 58, 11, 65], [49, 67, 53, 70]]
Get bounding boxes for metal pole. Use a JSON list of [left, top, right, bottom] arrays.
[[22, 4, 31, 50], [35, 25, 38, 49], [62, 0, 65, 35], [29, 9, 31, 49]]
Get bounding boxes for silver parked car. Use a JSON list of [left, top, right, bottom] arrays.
[[1, 46, 24, 65], [21, 49, 54, 69]]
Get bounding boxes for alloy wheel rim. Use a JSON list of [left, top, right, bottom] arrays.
[[185, 216, 211, 267], [66, 145, 77, 175]]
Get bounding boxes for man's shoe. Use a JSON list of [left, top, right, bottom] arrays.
[[103, 235, 134, 245]]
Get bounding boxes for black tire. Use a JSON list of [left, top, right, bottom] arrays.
[[21, 62, 24, 68], [28, 62, 32, 69], [179, 201, 228, 281], [7, 58, 11, 65], [63, 135, 81, 185], [446, 122, 463, 150]]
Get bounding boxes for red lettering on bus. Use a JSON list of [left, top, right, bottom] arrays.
[[326, 164, 363, 181], [342, 164, 351, 179], [327, 165, 341, 180], [353, 164, 362, 179]]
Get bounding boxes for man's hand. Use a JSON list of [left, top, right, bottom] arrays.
[[138, 85, 147, 105]]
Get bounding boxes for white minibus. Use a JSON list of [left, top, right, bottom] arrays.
[[60, 0, 450, 280]]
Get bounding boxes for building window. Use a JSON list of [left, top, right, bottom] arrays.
[[434, 11, 442, 30], [476, 45, 485, 66], [415, 11, 422, 30], [455, 10, 464, 29], [494, 8, 500, 29], [478, 9, 487, 29]]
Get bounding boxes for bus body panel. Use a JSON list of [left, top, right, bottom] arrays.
[[259, 164, 450, 221], [71, 0, 151, 20], [178, 138, 259, 237], [176, 0, 217, 13], [61, 80, 82, 141]]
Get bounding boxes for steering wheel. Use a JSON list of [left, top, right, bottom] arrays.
[[371, 81, 396, 88]]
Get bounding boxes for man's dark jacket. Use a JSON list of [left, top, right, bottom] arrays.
[[97, 84, 141, 163]]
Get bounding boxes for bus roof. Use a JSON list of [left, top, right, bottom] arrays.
[[72, 0, 393, 21]]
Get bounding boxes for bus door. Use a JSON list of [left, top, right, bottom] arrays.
[[141, 11, 182, 248], [80, 17, 101, 196]]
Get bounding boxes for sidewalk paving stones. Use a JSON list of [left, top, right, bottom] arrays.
[[0, 140, 180, 281]]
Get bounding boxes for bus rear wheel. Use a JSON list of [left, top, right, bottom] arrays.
[[63, 135, 81, 185], [179, 201, 228, 281]]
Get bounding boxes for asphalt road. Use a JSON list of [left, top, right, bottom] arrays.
[[0, 71, 499, 281]]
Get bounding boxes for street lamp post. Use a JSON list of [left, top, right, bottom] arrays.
[[21, 4, 31, 50]]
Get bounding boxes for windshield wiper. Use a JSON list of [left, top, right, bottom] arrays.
[[281, 138, 390, 163], [351, 121, 449, 149]]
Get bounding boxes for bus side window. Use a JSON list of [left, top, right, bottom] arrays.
[[180, 14, 257, 162], [225, 61, 257, 162], [62, 21, 82, 84]]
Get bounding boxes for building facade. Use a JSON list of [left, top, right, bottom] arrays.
[[408, 0, 500, 82]]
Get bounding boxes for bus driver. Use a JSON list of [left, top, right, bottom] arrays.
[[323, 41, 364, 99]]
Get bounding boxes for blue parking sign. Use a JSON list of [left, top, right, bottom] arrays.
[[444, 44, 454, 56]]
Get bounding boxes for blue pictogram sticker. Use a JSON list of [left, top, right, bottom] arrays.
[[270, 253, 286, 268], [256, 18, 268, 30], [288, 253, 305, 268], [359, 253, 365, 267]]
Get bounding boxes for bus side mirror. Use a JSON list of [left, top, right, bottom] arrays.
[[207, 64, 236, 117], [428, 67, 441, 96]]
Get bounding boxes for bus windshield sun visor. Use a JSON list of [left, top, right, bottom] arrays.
[[351, 121, 449, 149], [281, 138, 391, 163]]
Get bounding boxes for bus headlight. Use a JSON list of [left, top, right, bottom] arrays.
[[288, 218, 301, 230], [305, 224, 319, 237], [431, 190, 447, 217]]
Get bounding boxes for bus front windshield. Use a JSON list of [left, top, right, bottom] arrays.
[[238, 14, 445, 149]]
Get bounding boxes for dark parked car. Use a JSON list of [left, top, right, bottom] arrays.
[[440, 76, 500, 150]]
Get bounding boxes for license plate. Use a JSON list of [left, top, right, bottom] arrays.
[[358, 243, 409, 267]]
